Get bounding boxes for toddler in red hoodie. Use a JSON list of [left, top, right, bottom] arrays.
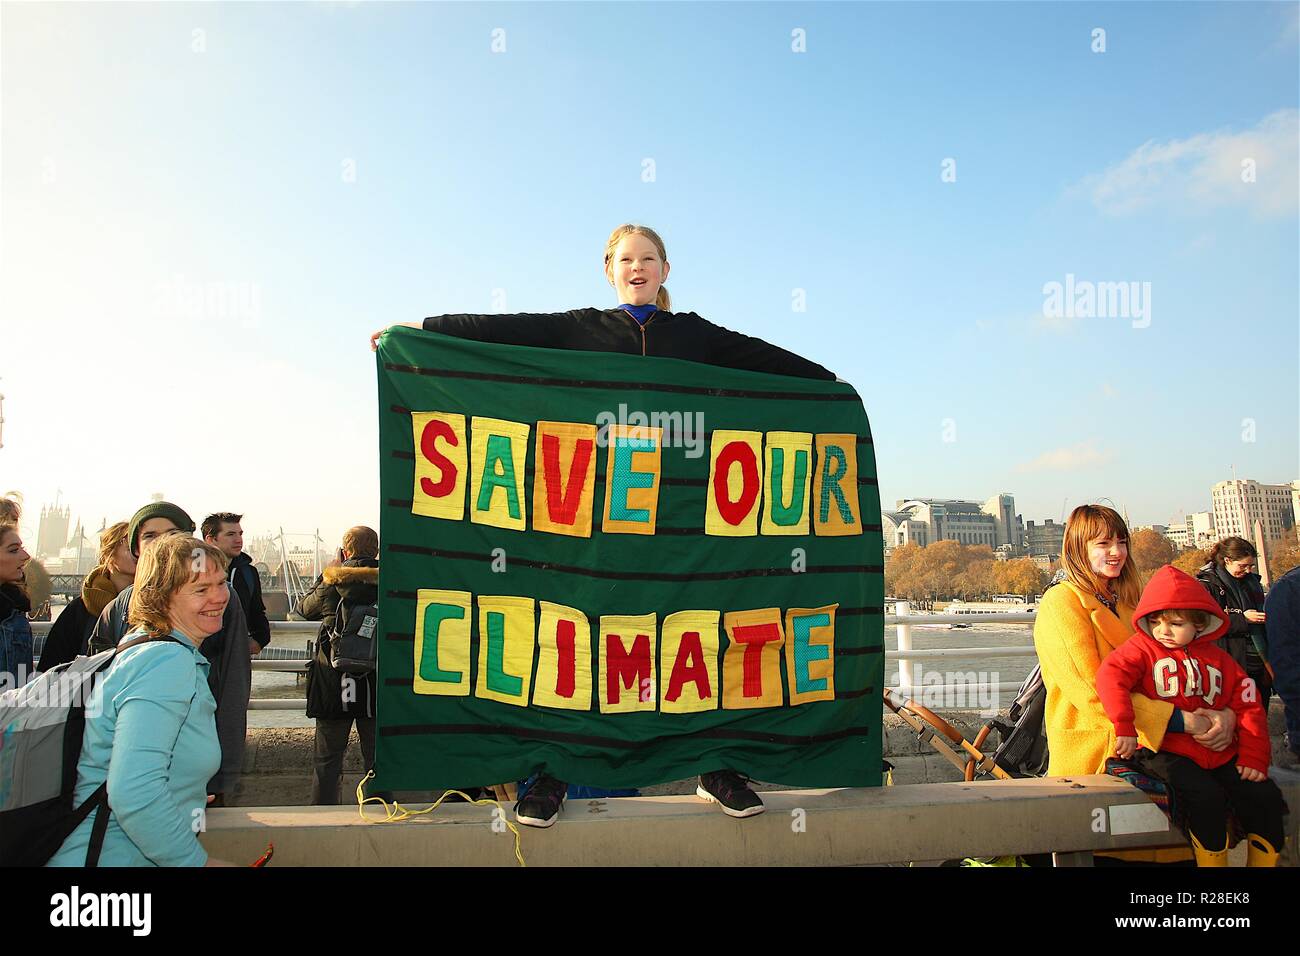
[[1097, 565, 1284, 866]]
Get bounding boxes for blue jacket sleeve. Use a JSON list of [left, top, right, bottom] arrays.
[[107, 651, 208, 867], [1266, 574, 1300, 711]]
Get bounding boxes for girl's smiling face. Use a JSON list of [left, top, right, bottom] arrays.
[[606, 234, 669, 307]]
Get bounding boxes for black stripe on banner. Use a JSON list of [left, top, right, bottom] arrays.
[[378, 717, 874, 749], [835, 645, 885, 656], [393, 451, 415, 461], [385, 363, 859, 403], [388, 590, 418, 600], [386, 542, 881, 581], [387, 633, 414, 642], [837, 606, 884, 617], [835, 687, 875, 700], [858, 477, 878, 486]]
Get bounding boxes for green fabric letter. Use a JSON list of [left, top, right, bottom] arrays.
[[477, 434, 522, 519], [419, 603, 465, 683]]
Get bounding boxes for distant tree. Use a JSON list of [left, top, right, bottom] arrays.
[[1130, 529, 1176, 578], [1265, 533, 1300, 579], [1172, 547, 1210, 576]]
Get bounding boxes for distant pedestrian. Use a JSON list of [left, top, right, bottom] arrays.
[[295, 526, 381, 805], [1098, 565, 1283, 866], [89, 502, 250, 805], [0, 523, 34, 685], [202, 512, 271, 657], [37, 520, 135, 672], [1265, 565, 1300, 760], [1196, 537, 1270, 711]]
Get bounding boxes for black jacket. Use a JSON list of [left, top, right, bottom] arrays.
[[422, 307, 837, 381], [228, 552, 271, 650], [36, 597, 95, 672], [296, 559, 379, 720], [1196, 562, 1269, 687]]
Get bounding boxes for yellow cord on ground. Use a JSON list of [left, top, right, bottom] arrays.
[[354, 771, 527, 867]]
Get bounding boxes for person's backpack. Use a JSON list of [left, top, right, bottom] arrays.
[[327, 597, 378, 675], [0, 633, 181, 866], [982, 663, 1049, 778]]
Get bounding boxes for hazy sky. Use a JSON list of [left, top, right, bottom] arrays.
[[3, 1, 1297, 554]]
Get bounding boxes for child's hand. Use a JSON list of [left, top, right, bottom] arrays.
[[1237, 765, 1266, 782], [1114, 736, 1138, 759]]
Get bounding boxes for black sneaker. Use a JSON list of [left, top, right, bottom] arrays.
[[697, 770, 764, 818], [514, 773, 568, 828]]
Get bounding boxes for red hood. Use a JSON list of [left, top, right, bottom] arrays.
[[1132, 565, 1228, 643]]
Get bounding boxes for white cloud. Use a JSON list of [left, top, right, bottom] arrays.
[[1070, 109, 1299, 219], [1016, 441, 1115, 473]]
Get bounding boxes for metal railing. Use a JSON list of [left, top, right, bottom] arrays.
[[31, 605, 1041, 712]]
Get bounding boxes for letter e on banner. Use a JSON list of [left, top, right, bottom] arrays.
[[785, 605, 837, 705], [602, 424, 663, 535]]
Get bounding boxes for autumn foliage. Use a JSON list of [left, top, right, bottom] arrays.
[[885, 541, 1047, 601]]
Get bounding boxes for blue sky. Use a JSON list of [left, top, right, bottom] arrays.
[[3, 1, 1297, 551]]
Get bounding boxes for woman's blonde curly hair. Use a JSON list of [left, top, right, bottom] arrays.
[[128, 534, 229, 637]]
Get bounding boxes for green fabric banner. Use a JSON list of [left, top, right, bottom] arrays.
[[373, 326, 883, 790]]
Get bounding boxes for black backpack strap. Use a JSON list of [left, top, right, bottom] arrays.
[[84, 784, 110, 867]]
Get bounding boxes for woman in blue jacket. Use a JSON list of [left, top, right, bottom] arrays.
[[371, 223, 839, 829], [48, 533, 236, 867]]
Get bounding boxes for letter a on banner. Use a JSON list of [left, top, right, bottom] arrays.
[[722, 608, 785, 709], [413, 589, 473, 696], [706, 430, 763, 536], [812, 433, 861, 536], [476, 596, 536, 707], [470, 417, 530, 532], [533, 601, 593, 711], [761, 431, 812, 535], [412, 412, 468, 521], [532, 421, 597, 538], [602, 425, 663, 535], [785, 605, 837, 705], [599, 613, 657, 713], [660, 610, 720, 713]]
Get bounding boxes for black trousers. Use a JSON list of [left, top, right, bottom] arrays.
[[311, 716, 376, 805], [1135, 749, 1285, 849]]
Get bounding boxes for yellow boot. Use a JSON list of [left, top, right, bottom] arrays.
[[1245, 834, 1280, 868], [1190, 833, 1228, 867]]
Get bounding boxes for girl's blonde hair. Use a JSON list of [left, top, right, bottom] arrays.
[[604, 224, 671, 311], [1061, 504, 1141, 608], [98, 521, 132, 576], [128, 534, 229, 637]]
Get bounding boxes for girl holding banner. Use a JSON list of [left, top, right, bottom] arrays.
[[372, 223, 839, 828]]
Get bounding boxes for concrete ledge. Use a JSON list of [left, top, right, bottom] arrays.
[[199, 772, 1298, 866]]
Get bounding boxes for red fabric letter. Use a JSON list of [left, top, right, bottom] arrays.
[[542, 433, 594, 525], [419, 419, 459, 498], [606, 632, 651, 704], [731, 622, 781, 698], [665, 631, 711, 702], [713, 441, 760, 526], [554, 618, 576, 699]]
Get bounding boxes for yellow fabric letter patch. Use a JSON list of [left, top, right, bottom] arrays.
[[705, 430, 764, 537], [812, 433, 862, 536], [532, 601, 593, 711], [601, 424, 663, 535], [785, 605, 837, 705], [413, 589, 473, 697], [760, 431, 812, 536], [531, 421, 598, 538], [660, 610, 720, 714], [598, 613, 657, 714], [470, 417, 530, 532], [411, 412, 468, 522], [721, 608, 785, 710], [475, 595, 536, 707]]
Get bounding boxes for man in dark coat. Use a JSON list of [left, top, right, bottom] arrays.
[[202, 512, 271, 656], [1265, 565, 1300, 760], [295, 525, 380, 804]]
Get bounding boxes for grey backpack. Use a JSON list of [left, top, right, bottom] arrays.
[[0, 634, 180, 866]]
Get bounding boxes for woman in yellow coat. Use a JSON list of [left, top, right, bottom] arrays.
[[1033, 504, 1239, 863]]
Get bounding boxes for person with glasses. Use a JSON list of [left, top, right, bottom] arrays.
[[1197, 537, 1271, 713]]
